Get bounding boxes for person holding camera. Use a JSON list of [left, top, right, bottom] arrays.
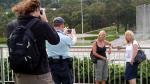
[[46, 17, 77, 84], [6, 0, 59, 84]]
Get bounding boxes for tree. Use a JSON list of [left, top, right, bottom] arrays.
[[0, 10, 15, 36], [1, 0, 150, 34]]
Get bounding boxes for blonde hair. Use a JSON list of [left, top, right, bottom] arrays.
[[125, 30, 134, 43], [97, 30, 106, 40], [99, 30, 106, 36]]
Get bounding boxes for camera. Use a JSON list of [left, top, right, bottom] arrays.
[[40, 10, 43, 15], [40, 8, 45, 15], [67, 29, 72, 34]]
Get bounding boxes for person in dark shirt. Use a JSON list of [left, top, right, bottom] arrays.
[[6, 0, 59, 84], [92, 30, 112, 84]]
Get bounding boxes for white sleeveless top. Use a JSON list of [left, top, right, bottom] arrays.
[[125, 40, 138, 62]]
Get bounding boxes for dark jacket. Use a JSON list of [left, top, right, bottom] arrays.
[[6, 15, 60, 75]]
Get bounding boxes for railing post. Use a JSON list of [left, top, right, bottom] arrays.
[[87, 58, 90, 83], [118, 52, 121, 84], [146, 59, 148, 84], [140, 64, 142, 84], [83, 56, 85, 83], [0, 48, 5, 84], [124, 53, 126, 84], [108, 54, 111, 84], [77, 57, 80, 83], [92, 64, 95, 84], [113, 53, 116, 84], [73, 57, 75, 83], [0, 48, 1, 84]]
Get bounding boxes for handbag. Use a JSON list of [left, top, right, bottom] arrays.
[[90, 50, 97, 63], [90, 42, 99, 64], [134, 42, 146, 64]]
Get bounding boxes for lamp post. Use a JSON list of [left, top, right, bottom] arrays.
[[81, 0, 84, 46], [81, 0, 83, 34]]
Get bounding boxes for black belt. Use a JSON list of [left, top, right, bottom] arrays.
[[48, 57, 73, 64], [48, 55, 71, 59]]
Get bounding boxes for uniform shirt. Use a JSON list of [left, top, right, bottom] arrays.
[[125, 40, 138, 62], [46, 29, 76, 59]]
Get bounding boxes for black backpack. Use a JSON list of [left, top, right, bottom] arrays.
[[7, 18, 40, 73]]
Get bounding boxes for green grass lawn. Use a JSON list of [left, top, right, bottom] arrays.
[[87, 26, 125, 35], [84, 26, 125, 41], [84, 35, 119, 41], [76, 26, 125, 46]]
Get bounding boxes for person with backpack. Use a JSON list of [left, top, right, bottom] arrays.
[[91, 30, 112, 84], [46, 17, 77, 84], [6, 0, 60, 84]]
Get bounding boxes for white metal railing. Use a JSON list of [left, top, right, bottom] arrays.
[[0, 46, 150, 84]]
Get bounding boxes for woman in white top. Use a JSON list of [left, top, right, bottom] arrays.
[[124, 30, 139, 84]]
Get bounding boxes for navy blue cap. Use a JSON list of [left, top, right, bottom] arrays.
[[53, 17, 65, 24]]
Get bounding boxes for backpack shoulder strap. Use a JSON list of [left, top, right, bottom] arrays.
[[25, 18, 39, 30], [25, 18, 39, 40]]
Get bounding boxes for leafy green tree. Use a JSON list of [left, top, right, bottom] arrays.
[[1, 0, 150, 35]]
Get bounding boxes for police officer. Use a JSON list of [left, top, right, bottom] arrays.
[[46, 17, 77, 84]]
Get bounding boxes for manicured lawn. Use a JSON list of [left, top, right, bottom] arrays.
[[87, 26, 125, 35], [84, 26, 125, 41]]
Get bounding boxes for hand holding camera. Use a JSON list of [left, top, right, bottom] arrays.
[[64, 27, 77, 44], [64, 27, 76, 35], [40, 8, 48, 22], [67, 29, 72, 34], [66, 29, 76, 35]]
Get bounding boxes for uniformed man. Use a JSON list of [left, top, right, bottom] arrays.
[[46, 17, 77, 84]]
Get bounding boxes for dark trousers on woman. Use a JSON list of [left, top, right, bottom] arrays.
[[125, 62, 138, 80], [49, 57, 73, 84]]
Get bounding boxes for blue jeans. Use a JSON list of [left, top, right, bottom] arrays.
[[49, 58, 73, 84]]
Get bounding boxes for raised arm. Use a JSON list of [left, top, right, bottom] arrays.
[[104, 40, 112, 54], [43, 22, 60, 45]]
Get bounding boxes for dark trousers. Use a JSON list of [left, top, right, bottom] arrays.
[[125, 62, 138, 80], [49, 58, 73, 84]]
